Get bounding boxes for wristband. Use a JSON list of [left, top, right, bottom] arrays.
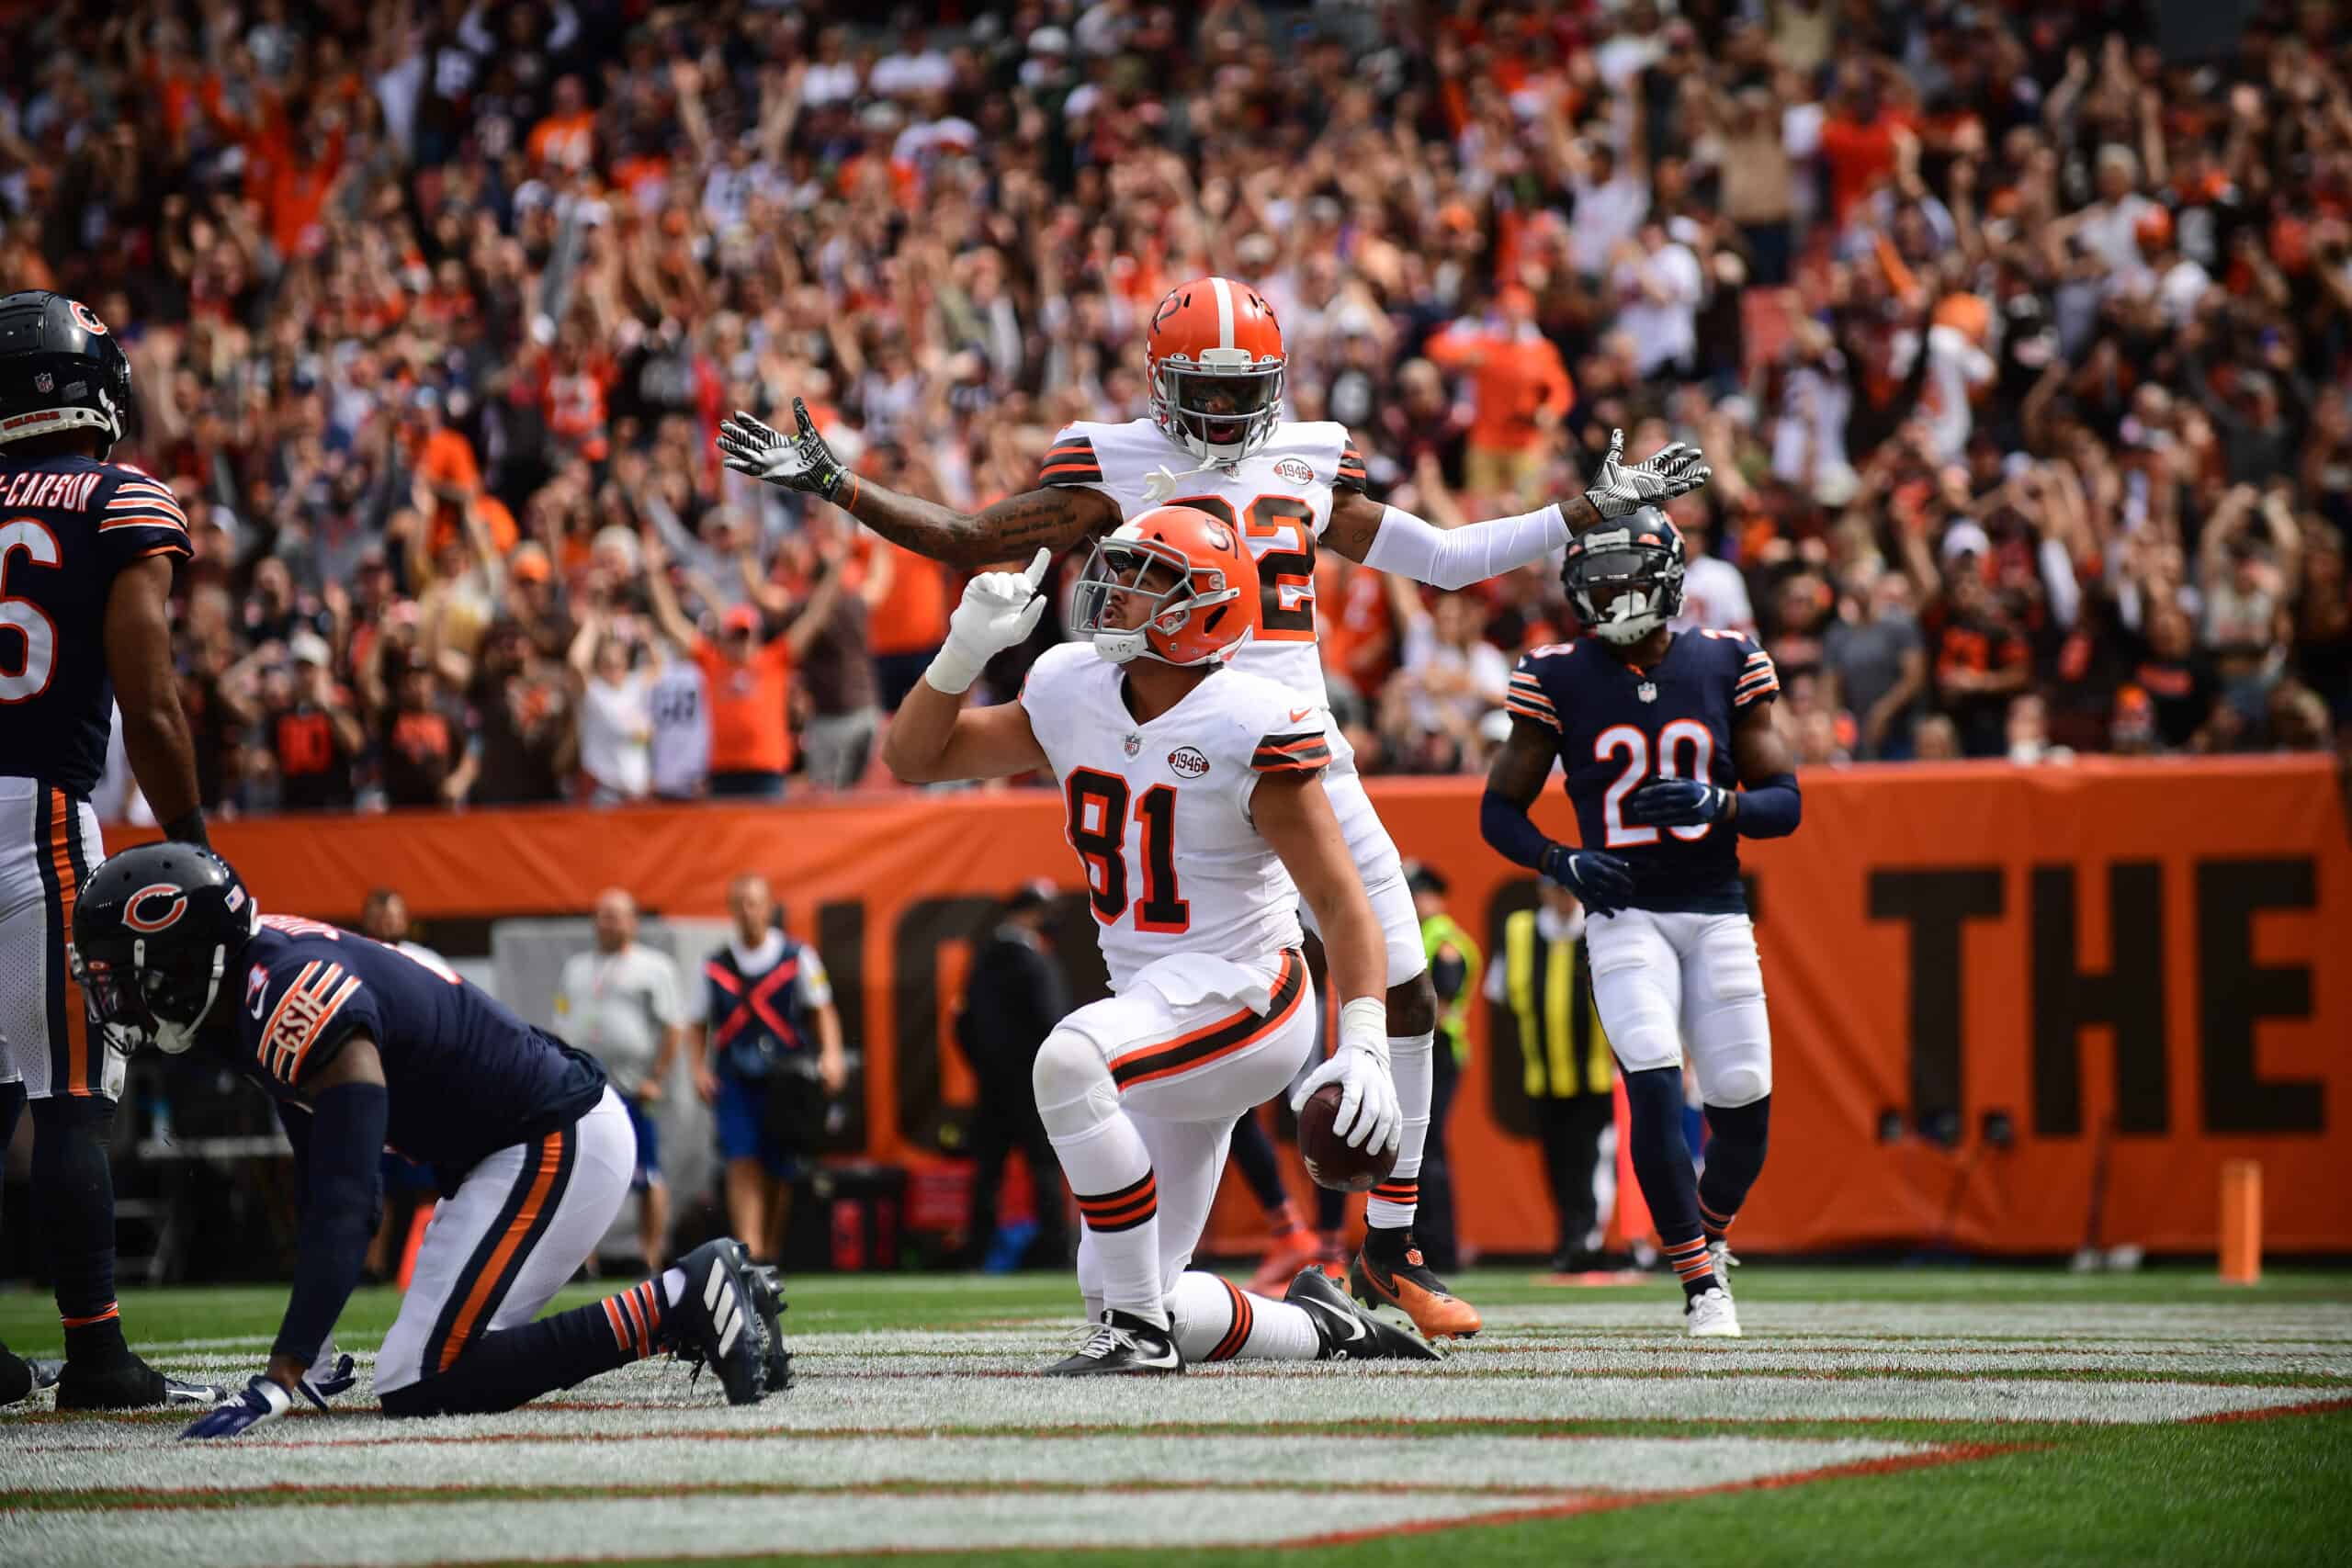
[[1338, 997, 1389, 1062]]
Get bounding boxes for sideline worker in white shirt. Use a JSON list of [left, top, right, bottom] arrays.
[[553, 889, 688, 1274]]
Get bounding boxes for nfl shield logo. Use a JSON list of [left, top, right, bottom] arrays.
[[1124, 733, 1141, 757], [1637, 681, 1658, 704], [32, 372, 51, 393]]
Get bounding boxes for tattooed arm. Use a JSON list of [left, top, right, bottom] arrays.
[[845, 480, 1120, 570], [718, 400, 1120, 569]]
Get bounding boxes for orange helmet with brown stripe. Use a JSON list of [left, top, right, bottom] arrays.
[[1145, 276, 1285, 463], [1070, 505, 1259, 667]]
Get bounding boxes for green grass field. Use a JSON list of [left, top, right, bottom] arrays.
[[5, 1266, 2349, 1566]]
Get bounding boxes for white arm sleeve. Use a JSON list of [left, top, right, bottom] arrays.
[[1362, 502, 1569, 591]]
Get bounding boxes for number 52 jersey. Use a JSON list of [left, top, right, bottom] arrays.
[[1019, 642, 1333, 992], [1508, 630, 1781, 916]]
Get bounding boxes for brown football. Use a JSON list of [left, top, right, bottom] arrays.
[[1298, 1081, 1399, 1192]]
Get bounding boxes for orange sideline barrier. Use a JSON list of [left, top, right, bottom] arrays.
[[123, 756, 2351, 1256]]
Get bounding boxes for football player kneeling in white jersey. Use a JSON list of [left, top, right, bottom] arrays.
[[883, 508, 1439, 1372]]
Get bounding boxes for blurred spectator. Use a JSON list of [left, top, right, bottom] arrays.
[[953, 882, 1070, 1271], [1385, 581, 1510, 773], [1824, 563, 1926, 760], [1426, 286, 1574, 504], [689, 874, 847, 1268], [568, 613, 654, 805], [553, 889, 687, 1276], [645, 530, 847, 800], [378, 660, 477, 808], [1409, 864, 1477, 1275]]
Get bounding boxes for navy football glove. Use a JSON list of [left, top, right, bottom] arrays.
[[180, 1374, 296, 1440], [301, 1349, 358, 1407], [1623, 777, 1733, 829], [1539, 843, 1634, 915]]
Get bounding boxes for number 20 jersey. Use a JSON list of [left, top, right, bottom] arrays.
[[1019, 642, 1331, 993], [1038, 417, 1367, 711], [1507, 630, 1781, 915]]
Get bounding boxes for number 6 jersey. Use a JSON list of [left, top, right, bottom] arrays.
[[1507, 630, 1781, 915], [1019, 641, 1333, 992]]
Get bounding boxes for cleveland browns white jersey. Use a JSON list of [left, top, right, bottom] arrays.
[[1040, 417, 1367, 709], [1018, 641, 1332, 992]]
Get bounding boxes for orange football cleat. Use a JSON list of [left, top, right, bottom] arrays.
[[1350, 1243, 1482, 1340]]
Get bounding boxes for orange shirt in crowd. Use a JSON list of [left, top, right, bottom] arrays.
[[415, 426, 481, 551], [694, 634, 796, 775], [1819, 108, 1910, 229], [527, 110, 596, 169], [867, 541, 950, 656], [1424, 323, 1575, 454]]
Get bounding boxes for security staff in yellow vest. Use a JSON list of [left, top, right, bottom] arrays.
[[1408, 863, 1480, 1274], [1486, 880, 1617, 1272]]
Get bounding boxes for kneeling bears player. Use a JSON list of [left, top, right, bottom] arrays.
[[71, 843, 790, 1435]]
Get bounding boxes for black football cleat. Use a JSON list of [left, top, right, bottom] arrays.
[[744, 1264, 795, 1394], [1043, 1310, 1183, 1376], [0, 1341, 41, 1406], [670, 1239, 770, 1406], [55, 1354, 225, 1411], [1286, 1268, 1442, 1362]]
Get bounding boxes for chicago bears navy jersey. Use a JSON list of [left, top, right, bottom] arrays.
[[215, 916, 607, 1170], [1507, 630, 1781, 914], [0, 455, 189, 793]]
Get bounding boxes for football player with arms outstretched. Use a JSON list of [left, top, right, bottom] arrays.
[[0, 291, 220, 1410], [725, 276, 1710, 1340], [1478, 509, 1802, 1337], [884, 507, 1436, 1372], [69, 844, 790, 1434]]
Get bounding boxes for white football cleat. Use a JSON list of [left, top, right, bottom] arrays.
[[1686, 1286, 1742, 1338], [1709, 1239, 1740, 1292]]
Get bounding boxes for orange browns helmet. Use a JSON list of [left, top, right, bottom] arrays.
[[1070, 505, 1260, 667], [1145, 276, 1285, 464]]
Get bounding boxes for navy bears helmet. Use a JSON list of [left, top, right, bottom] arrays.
[[72, 841, 258, 1056], [0, 290, 135, 460], [1564, 504, 1686, 644]]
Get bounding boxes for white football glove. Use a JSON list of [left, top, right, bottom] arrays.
[[925, 547, 1052, 694], [1581, 427, 1712, 521], [1289, 998, 1401, 1155]]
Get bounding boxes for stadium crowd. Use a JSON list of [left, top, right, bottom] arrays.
[[13, 0, 2348, 816]]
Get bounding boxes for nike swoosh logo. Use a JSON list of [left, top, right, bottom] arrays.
[[1289, 707, 1312, 723], [1336, 1314, 1368, 1343]]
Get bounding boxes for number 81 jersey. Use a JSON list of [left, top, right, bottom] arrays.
[[1018, 642, 1329, 992], [1039, 416, 1367, 710], [1508, 630, 1781, 915]]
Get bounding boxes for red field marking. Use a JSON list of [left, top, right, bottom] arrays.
[[2180, 1393, 2352, 1426]]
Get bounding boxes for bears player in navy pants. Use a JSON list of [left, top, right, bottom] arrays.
[[70, 843, 792, 1435], [1479, 508, 1801, 1337]]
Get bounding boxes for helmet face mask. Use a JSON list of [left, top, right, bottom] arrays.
[[1566, 509, 1687, 646], [1152, 356, 1284, 464]]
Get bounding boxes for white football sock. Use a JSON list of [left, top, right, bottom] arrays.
[[1366, 1030, 1434, 1231], [1166, 1270, 1320, 1361], [1046, 1114, 1164, 1326]]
